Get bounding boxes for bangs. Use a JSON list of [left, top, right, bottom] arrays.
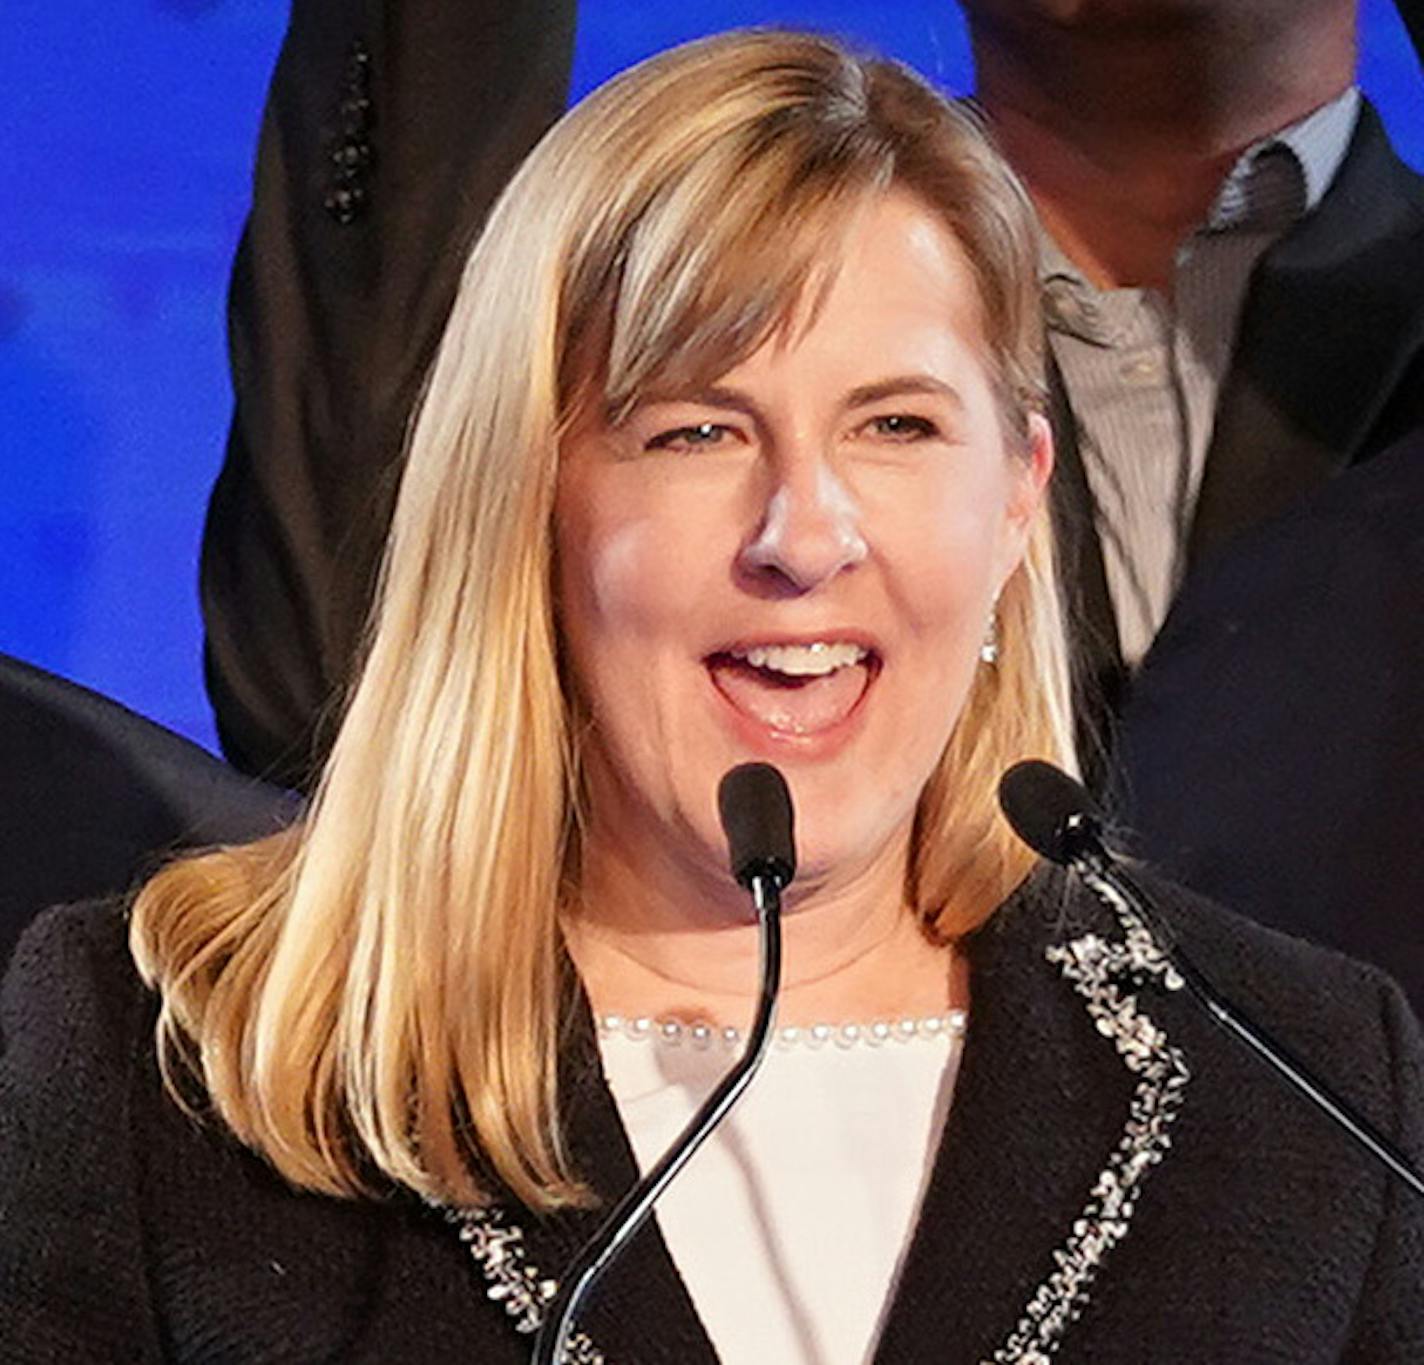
[[559, 123, 893, 423]]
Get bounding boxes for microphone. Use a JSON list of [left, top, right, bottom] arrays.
[[719, 760, 796, 897], [532, 763, 792, 1364], [997, 758, 1107, 867], [999, 759, 1424, 1201]]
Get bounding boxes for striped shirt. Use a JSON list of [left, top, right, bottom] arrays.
[[1043, 87, 1361, 665]]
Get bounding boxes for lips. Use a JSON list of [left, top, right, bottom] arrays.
[[705, 643, 879, 738]]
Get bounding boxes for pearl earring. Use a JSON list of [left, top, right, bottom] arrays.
[[980, 611, 999, 665]]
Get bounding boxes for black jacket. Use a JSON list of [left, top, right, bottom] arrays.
[[4, 869, 1422, 1362], [200, 0, 576, 788]]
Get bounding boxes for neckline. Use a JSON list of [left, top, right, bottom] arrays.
[[596, 1010, 968, 1052]]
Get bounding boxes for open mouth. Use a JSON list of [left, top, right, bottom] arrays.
[[705, 640, 881, 738]]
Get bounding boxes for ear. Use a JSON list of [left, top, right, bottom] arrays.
[[995, 412, 1054, 590]]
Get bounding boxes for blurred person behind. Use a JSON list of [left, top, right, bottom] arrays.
[[961, 0, 1424, 1004]]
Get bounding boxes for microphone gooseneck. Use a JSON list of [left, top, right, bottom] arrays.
[[998, 759, 1424, 1202], [532, 763, 794, 1365]]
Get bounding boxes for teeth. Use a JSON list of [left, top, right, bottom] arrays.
[[733, 641, 868, 677]]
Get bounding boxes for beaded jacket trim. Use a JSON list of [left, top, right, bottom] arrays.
[[990, 871, 1191, 1363], [451, 871, 1189, 1365], [447, 1207, 605, 1365]]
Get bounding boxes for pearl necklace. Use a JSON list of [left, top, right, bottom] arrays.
[[596, 1009, 967, 1051]]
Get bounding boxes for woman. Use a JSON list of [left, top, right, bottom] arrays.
[[2, 30, 1420, 1364]]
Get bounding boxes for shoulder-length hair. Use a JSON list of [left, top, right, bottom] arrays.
[[132, 29, 1074, 1212]]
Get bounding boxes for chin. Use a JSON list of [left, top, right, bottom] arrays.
[[771, 772, 920, 895]]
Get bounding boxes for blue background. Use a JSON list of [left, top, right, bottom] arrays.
[[3, 1, 1421, 753]]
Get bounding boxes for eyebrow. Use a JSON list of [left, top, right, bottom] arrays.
[[843, 376, 966, 412], [635, 375, 966, 417], [633, 385, 760, 417]]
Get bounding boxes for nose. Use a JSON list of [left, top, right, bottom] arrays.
[[738, 460, 868, 595]]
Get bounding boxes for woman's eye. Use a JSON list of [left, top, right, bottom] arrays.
[[865, 414, 938, 442], [645, 422, 733, 453]]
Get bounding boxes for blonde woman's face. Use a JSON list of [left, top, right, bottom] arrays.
[[555, 190, 1051, 899]]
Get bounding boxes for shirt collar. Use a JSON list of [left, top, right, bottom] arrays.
[[1038, 86, 1360, 316], [1206, 85, 1360, 232]]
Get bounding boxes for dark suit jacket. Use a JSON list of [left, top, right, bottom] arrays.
[[1052, 101, 1424, 762], [0, 652, 291, 978], [1111, 426, 1424, 1011], [3, 868, 1422, 1362], [1050, 106, 1424, 1007], [201, 0, 576, 788]]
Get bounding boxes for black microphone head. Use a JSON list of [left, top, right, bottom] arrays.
[[717, 762, 797, 890], [997, 759, 1102, 865]]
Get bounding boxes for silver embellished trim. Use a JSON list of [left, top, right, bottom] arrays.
[[448, 1205, 605, 1364], [989, 870, 1190, 1363]]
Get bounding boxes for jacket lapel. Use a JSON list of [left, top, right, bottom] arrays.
[[1188, 102, 1424, 566], [453, 972, 719, 1364], [874, 869, 1185, 1363]]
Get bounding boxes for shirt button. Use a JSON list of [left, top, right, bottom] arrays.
[[1121, 354, 1165, 384]]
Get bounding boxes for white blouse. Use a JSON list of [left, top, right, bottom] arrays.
[[598, 1014, 966, 1364]]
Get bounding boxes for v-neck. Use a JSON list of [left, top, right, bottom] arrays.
[[455, 864, 1194, 1363]]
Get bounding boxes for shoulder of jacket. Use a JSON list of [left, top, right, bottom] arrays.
[[1, 896, 149, 1061], [1127, 864, 1410, 1038]]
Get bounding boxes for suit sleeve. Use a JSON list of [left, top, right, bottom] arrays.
[[201, 0, 576, 788], [0, 905, 163, 1362], [1342, 976, 1424, 1361]]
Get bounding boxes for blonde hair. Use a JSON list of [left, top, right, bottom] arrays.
[[132, 29, 1074, 1213]]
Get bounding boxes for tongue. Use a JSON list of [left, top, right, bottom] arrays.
[[709, 659, 870, 735]]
